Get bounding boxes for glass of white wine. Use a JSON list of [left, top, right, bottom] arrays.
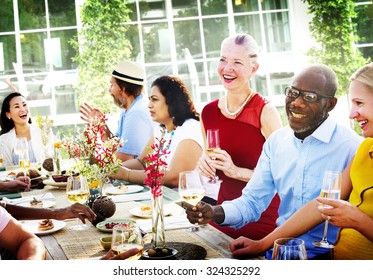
[[66, 174, 90, 230], [15, 137, 30, 175], [111, 224, 144, 260], [206, 129, 220, 183], [313, 170, 342, 248], [178, 170, 206, 232]]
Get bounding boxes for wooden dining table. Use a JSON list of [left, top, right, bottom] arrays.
[[16, 182, 248, 260]]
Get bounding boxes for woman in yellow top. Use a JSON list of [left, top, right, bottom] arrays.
[[229, 62, 373, 260]]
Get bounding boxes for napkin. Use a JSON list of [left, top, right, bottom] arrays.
[[2, 192, 55, 205], [0, 192, 22, 200], [109, 191, 151, 203], [137, 215, 197, 232]]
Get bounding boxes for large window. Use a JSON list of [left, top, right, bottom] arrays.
[[1, 0, 296, 128]]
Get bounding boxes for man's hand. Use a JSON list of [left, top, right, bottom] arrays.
[[184, 201, 215, 224], [80, 103, 104, 123], [55, 203, 97, 223], [229, 236, 265, 258], [1, 176, 31, 192], [100, 248, 139, 260]]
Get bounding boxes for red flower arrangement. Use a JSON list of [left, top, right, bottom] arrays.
[[143, 130, 171, 198]]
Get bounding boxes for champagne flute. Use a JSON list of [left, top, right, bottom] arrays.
[[206, 129, 220, 183], [66, 174, 90, 230], [313, 170, 342, 248], [111, 224, 144, 260], [272, 238, 308, 260], [178, 170, 206, 231], [15, 137, 30, 175]]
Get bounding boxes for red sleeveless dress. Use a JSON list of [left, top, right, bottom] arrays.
[[201, 94, 280, 240]]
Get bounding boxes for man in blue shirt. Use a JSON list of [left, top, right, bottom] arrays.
[[186, 63, 363, 259], [80, 61, 154, 162]]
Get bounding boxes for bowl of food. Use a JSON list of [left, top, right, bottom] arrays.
[[99, 236, 112, 250]]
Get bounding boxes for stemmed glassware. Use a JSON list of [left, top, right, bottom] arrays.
[[14, 137, 30, 175], [272, 238, 308, 260], [111, 223, 144, 260], [66, 174, 90, 230], [313, 170, 342, 248], [178, 170, 206, 232], [206, 129, 221, 183]]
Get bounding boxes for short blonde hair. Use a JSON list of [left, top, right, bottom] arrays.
[[221, 33, 259, 64], [350, 62, 373, 90]]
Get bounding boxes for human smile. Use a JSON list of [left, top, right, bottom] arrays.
[[291, 111, 306, 119]]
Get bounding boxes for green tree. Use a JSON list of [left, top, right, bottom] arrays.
[[302, 0, 369, 96], [70, 0, 133, 113]]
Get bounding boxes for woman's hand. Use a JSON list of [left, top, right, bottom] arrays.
[[317, 197, 360, 228]]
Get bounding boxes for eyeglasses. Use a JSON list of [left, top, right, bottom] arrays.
[[284, 87, 334, 103]]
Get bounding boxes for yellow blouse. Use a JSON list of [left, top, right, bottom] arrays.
[[333, 138, 373, 259]]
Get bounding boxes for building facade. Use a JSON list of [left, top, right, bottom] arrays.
[[0, 0, 372, 128]]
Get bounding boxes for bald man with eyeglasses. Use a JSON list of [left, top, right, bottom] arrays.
[[185, 63, 363, 260]]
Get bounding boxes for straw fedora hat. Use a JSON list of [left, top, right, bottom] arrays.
[[111, 60, 145, 86]]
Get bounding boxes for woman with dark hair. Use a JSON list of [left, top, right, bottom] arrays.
[[0, 92, 51, 166], [110, 76, 203, 188]]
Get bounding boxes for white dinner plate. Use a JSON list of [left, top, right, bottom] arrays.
[[129, 204, 173, 219], [19, 219, 66, 236], [105, 184, 144, 195], [42, 179, 67, 189], [18, 200, 56, 208]]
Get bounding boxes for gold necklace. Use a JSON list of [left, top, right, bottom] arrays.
[[225, 90, 253, 117]]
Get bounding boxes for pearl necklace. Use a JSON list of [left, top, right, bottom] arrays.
[[225, 90, 253, 117]]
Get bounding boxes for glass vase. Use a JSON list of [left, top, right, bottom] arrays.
[[151, 190, 165, 249]]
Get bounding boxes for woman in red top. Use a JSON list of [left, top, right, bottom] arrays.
[[198, 33, 282, 240]]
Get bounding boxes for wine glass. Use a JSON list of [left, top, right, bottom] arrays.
[[66, 175, 90, 230], [206, 129, 220, 183], [272, 238, 308, 260], [14, 137, 30, 175], [313, 170, 342, 248], [111, 224, 144, 260], [178, 170, 206, 232]]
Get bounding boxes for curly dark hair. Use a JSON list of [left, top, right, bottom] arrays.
[[151, 76, 199, 127], [0, 92, 32, 135]]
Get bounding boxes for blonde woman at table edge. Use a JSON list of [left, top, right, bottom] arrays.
[[230, 62, 373, 260], [110, 76, 204, 189]]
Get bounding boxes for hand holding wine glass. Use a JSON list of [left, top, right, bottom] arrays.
[[313, 170, 342, 248], [179, 170, 206, 231], [15, 137, 30, 175], [66, 174, 90, 230], [111, 224, 144, 260], [206, 129, 220, 183]]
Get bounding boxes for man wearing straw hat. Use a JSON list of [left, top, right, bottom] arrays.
[[80, 60, 154, 162]]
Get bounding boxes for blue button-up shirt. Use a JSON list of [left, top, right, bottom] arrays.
[[222, 116, 363, 258], [115, 95, 154, 157]]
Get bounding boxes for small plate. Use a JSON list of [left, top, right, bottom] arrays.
[[18, 200, 56, 208], [105, 185, 144, 195], [96, 219, 136, 233], [129, 204, 173, 219], [42, 179, 67, 189], [19, 219, 66, 236], [142, 247, 178, 260]]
